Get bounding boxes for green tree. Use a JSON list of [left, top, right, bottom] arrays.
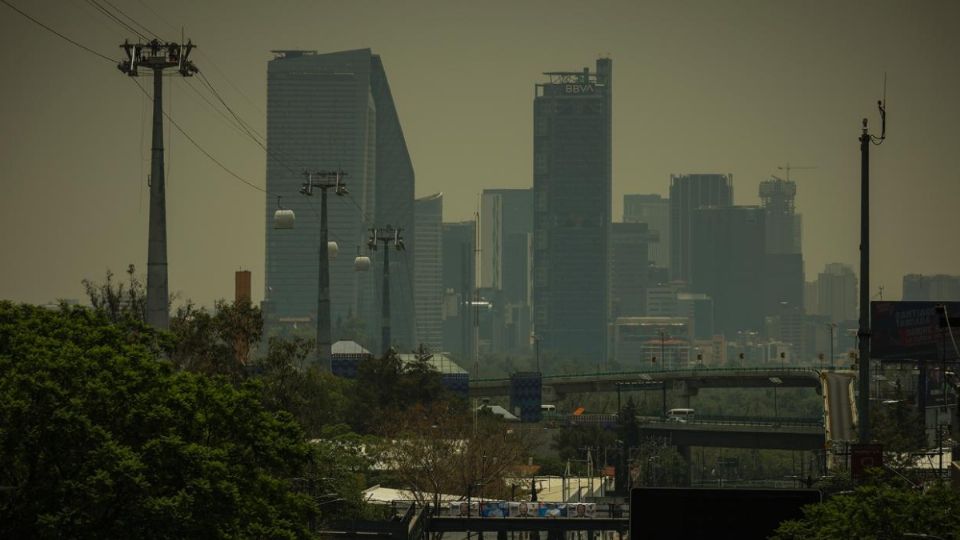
[[351, 350, 452, 433], [0, 302, 354, 538], [773, 482, 960, 540], [82, 264, 147, 324], [256, 337, 354, 438], [333, 310, 368, 346], [168, 299, 263, 382], [551, 424, 617, 462]]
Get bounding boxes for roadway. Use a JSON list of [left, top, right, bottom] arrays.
[[638, 418, 826, 451], [469, 367, 822, 399], [823, 371, 857, 443]]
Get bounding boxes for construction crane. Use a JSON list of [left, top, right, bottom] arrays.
[[777, 163, 817, 181]]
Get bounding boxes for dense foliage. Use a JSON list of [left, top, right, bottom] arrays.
[[0, 302, 353, 538], [773, 482, 960, 540]]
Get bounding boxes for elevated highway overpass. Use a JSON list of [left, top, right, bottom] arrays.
[[473, 367, 858, 464], [470, 367, 823, 400]]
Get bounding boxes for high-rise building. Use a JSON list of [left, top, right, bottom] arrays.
[[480, 188, 533, 305], [263, 49, 415, 352], [414, 194, 443, 352], [903, 274, 960, 301], [677, 292, 714, 340], [804, 281, 819, 315], [611, 222, 651, 317], [817, 263, 858, 323], [533, 58, 612, 361], [759, 177, 802, 254], [669, 174, 734, 282], [689, 206, 765, 336], [441, 221, 476, 360], [624, 194, 669, 269], [645, 281, 686, 317]]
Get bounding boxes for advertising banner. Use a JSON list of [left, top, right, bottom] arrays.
[[871, 302, 960, 361], [450, 501, 479, 517], [451, 501, 596, 518], [479, 502, 510, 518]]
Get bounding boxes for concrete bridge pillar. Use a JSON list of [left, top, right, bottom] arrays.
[[677, 445, 693, 486], [673, 381, 699, 409]]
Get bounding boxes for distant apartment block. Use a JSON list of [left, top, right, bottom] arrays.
[[817, 263, 858, 323], [902, 274, 960, 301]]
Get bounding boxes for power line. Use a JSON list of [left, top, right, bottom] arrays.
[[130, 77, 269, 195], [84, 0, 149, 40], [195, 71, 311, 176], [98, 0, 162, 40], [0, 0, 115, 63]]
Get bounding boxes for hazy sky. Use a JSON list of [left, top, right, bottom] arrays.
[[1, 0, 958, 307]]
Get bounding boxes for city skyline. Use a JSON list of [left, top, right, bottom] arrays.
[[1, 0, 959, 307]]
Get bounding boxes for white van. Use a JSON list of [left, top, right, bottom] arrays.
[[540, 404, 556, 413], [666, 408, 695, 423]]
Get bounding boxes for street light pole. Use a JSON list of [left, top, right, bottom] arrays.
[[858, 96, 886, 443], [829, 323, 836, 370]]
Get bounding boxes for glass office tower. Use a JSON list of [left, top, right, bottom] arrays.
[[532, 58, 612, 363], [264, 49, 414, 352]]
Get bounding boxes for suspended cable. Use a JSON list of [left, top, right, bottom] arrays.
[[83, 0, 149, 40], [0, 0, 115, 63], [98, 0, 162, 40], [130, 77, 270, 195]]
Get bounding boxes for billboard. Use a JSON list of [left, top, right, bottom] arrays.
[[630, 488, 820, 539], [871, 301, 960, 361], [448, 501, 595, 518]]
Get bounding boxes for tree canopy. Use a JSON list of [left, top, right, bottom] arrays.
[[773, 482, 960, 540], [0, 302, 358, 538]]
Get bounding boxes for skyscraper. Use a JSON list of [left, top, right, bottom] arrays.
[[533, 58, 612, 362], [689, 206, 765, 336], [611, 222, 650, 317], [624, 194, 670, 269], [414, 194, 443, 352], [759, 177, 802, 254], [441, 221, 476, 361], [817, 263, 858, 323], [263, 49, 414, 352], [669, 174, 734, 282], [480, 188, 533, 304]]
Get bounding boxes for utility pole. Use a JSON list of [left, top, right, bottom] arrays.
[[368, 225, 405, 356], [857, 92, 886, 443], [119, 39, 197, 329], [828, 323, 836, 370], [300, 170, 348, 366]]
